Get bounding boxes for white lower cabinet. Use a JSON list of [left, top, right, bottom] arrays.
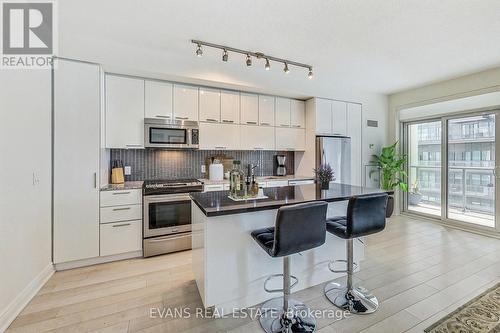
[[266, 180, 289, 187], [100, 189, 142, 207], [240, 125, 275, 150], [203, 184, 225, 192], [100, 220, 142, 256], [199, 122, 240, 150], [275, 127, 305, 151], [100, 204, 142, 223]]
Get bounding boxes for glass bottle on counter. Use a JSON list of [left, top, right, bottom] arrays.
[[229, 160, 245, 198]]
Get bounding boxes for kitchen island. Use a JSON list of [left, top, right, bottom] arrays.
[[190, 183, 387, 314]]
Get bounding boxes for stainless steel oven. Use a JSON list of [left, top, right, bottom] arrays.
[[142, 179, 203, 257], [144, 118, 199, 149]]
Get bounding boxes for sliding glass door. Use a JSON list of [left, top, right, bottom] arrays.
[[446, 114, 496, 228], [406, 120, 442, 217], [403, 110, 500, 232]]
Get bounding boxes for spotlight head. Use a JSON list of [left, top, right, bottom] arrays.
[[222, 49, 228, 62], [196, 44, 203, 57], [246, 54, 252, 66], [284, 63, 290, 73], [265, 58, 270, 71], [308, 67, 313, 79]]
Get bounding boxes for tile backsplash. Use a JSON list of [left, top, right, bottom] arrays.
[[110, 149, 295, 181]]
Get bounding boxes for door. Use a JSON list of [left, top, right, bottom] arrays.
[[199, 122, 240, 150], [199, 87, 221, 122], [331, 101, 347, 136], [291, 100, 305, 128], [53, 59, 100, 263], [105, 75, 144, 148], [275, 127, 305, 151], [221, 90, 240, 124], [259, 95, 275, 126], [315, 98, 332, 135], [275, 97, 290, 127], [145, 80, 173, 119], [173, 84, 199, 121], [240, 125, 275, 150], [446, 113, 496, 228], [240, 93, 259, 125]]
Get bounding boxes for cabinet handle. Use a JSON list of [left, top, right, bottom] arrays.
[[254, 147, 264, 150], [292, 125, 301, 128], [260, 122, 270, 126], [280, 124, 290, 127], [94, 172, 97, 189], [205, 118, 218, 122], [215, 146, 227, 150], [112, 207, 131, 211], [126, 144, 143, 148], [222, 120, 234, 123], [287, 148, 294, 151], [156, 115, 170, 118], [175, 116, 189, 120], [112, 191, 131, 195], [246, 121, 257, 125], [333, 133, 342, 136], [112, 223, 131, 228]]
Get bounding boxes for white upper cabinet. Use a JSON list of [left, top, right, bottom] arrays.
[[315, 98, 333, 135], [144, 80, 173, 119], [331, 100, 347, 136], [347, 103, 362, 186], [275, 97, 291, 127], [275, 127, 305, 151], [240, 93, 259, 125], [258, 95, 275, 126], [199, 87, 221, 123], [220, 90, 240, 124], [290, 100, 305, 128], [240, 125, 275, 150], [199, 122, 240, 150], [173, 84, 198, 121], [105, 75, 144, 149]]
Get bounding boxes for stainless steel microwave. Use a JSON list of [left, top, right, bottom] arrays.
[[144, 118, 199, 149]]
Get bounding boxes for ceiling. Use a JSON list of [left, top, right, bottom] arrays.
[[58, 0, 500, 100]]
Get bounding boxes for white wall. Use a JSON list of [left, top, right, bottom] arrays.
[[0, 70, 53, 331]]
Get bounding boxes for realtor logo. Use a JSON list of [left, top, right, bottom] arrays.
[[1, 0, 56, 68]]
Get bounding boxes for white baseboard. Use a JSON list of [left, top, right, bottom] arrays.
[[54, 250, 142, 271], [0, 263, 54, 333]]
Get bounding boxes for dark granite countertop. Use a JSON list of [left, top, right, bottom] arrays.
[[190, 183, 390, 217]]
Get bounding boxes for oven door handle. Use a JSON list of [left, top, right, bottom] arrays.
[[144, 195, 191, 203], [149, 234, 190, 242]]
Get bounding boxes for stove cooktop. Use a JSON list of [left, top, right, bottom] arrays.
[[143, 179, 203, 195]]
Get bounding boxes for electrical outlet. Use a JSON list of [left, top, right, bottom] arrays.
[[124, 166, 132, 175], [201, 165, 206, 173]]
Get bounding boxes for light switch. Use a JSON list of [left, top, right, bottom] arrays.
[[124, 166, 132, 175], [201, 165, 206, 173]]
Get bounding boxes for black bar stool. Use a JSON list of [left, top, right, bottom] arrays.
[[251, 201, 328, 333], [324, 193, 388, 314]]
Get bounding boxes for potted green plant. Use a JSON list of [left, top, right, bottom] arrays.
[[314, 163, 335, 190], [408, 180, 422, 206], [371, 141, 408, 217]]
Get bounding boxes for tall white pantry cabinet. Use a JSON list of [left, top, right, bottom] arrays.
[[53, 59, 100, 264]]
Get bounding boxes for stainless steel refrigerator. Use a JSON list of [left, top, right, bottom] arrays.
[[316, 136, 351, 184]]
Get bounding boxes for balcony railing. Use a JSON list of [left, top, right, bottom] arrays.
[[408, 164, 495, 214]]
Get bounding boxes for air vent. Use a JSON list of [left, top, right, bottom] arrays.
[[367, 120, 378, 127]]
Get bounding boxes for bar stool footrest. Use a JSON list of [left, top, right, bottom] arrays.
[[328, 259, 358, 273], [263, 274, 299, 293]]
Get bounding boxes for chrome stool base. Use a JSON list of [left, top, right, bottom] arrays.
[[324, 282, 379, 314], [259, 297, 316, 333]]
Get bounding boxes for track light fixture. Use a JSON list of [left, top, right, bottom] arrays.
[[246, 54, 252, 66], [284, 63, 290, 73], [191, 39, 313, 79], [195, 43, 203, 57]]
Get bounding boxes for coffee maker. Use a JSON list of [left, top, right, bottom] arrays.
[[274, 155, 286, 176]]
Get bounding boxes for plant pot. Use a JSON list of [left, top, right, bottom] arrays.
[[321, 181, 330, 190], [408, 192, 422, 206], [386, 195, 394, 218]]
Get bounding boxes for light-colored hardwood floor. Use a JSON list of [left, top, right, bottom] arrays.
[[6, 215, 500, 333]]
